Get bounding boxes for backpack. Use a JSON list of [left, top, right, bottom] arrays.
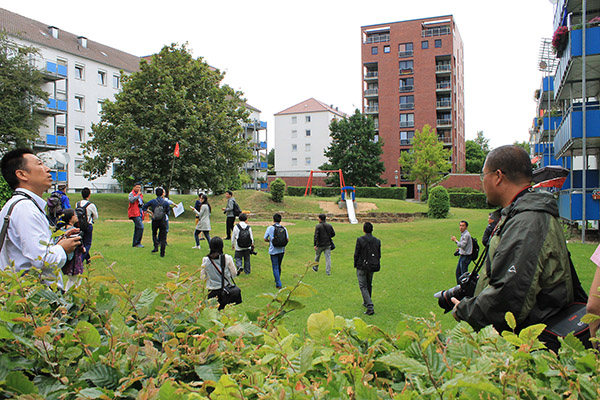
[[471, 237, 480, 261], [232, 200, 242, 217], [47, 192, 63, 218], [75, 201, 91, 234], [236, 224, 252, 248], [152, 198, 166, 221], [271, 224, 288, 247]]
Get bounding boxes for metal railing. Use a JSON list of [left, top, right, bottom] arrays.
[[364, 106, 379, 113], [399, 121, 415, 128], [437, 119, 452, 127], [436, 82, 451, 90], [365, 34, 390, 44], [364, 71, 378, 79], [399, 85, 414, 92], [398, 51, 414, 58], [436, 100, 451, 108], [364, 88, 379, 96], [438, 136, 452, 144], [400, 103, 414, 110], [435, 64, 451, 73], [422, 26, 451, 37]]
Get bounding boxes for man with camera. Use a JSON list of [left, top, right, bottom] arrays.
[[0, 149, 81, 288], [451, 145, 585, 351], [451, 220, 472, 284]]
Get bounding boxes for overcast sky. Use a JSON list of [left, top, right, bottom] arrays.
[[2, 0, 556, 150]]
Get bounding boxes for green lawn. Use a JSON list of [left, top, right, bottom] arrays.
[[73, 190, 598, 335]]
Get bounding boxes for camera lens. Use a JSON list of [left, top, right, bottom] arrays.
[[434, 284, 465, 313]]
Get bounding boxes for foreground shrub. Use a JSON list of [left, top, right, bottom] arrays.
[[270, 178, 286, 203], [428, 185, 450, 218], [1, 262, 598, 399]]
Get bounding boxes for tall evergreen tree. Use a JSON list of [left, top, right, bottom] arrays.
[[82, 43, 251, 192]]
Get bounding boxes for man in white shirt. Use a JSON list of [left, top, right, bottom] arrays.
[[0, 148, 81, 287], [231, 213, 254, 275], [76, 187, 99, 264]]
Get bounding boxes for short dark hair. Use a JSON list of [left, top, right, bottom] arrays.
[[81, 187, 91, 199], [273, 213, 282, 223], [239, 213, 248, 221], [485, 145, 532, 184], [134, 182, 142, 187], [363, 222, 373, 233], [155, 187, 164, 197], [460, 220, 469, 227], [1, 148, 34, 189], [226, 190, 233, 196], [318, 214, 326, 221]]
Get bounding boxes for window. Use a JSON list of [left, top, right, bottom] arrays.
[[305, 115, 311, 122], [113, 74, 120, 89], [75, 64, 84, 79], [398, 43, 413, 57], [75, 95, 84, 111], [399, 114, 414, 128], [435, 39, 442, 48], [371, 46, 378, 55], [98, 70, 106, 85], [383, 45, 390, 53], [399, 60, 413, 74], [400, 131, 414, 145], [421, 41, 429, 49], [291, 130, 297, 138], [305, 157, 311, 166], [97, 99, 104, 114], [291, 144, 297, 152], [399, 95, 414, 110], [75, 127, 85, 142], [305, 130, 311, 137], [74, 160, 83, 175], [291, 158, 298, 166], [399, 78, 414, 92], [56, 125, 65, 137], [291, 116, 297, 124], [305, 143, 311, 152]]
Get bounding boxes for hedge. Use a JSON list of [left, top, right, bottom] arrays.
[[287, 186, 407, 200], [449, 192, 492, 209]]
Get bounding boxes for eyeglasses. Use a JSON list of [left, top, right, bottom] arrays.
[[480, 169, 503, 182]]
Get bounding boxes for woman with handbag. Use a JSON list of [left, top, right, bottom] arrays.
[[201, 237, 240, 310], [190, 194, 211, 249]]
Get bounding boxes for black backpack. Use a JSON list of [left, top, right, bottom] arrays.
[[47, 192, 62, 218], [236, 224, 252, 248], [271, 224, 288, 247], [471, 237, 480, 261], [152, 198, 166, 221], [75, 201, 91, 233], [232, 201, 242, 217]]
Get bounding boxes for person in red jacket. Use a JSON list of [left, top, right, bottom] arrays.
[[128, 183, 145, 247]]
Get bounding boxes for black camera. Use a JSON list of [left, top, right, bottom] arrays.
[[250, 245, 257, 256], [434, 271, 479, 313]]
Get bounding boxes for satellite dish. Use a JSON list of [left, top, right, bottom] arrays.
[[38, 150, 71, 168]]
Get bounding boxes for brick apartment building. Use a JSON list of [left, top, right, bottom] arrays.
[[361, 16, 465, 198]]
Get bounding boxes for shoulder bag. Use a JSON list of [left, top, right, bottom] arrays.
[[209, 255, 242, 307]]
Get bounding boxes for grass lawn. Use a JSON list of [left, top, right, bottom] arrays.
[[69, 190, 599, 335]]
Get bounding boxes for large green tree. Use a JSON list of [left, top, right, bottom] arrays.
[[465, 131, 491, 173], [82, 43, 251, 192], [0, 32, 48, 152], [320, 110, 385, 187], [513, 140, 530, 154], [398, 124, 450, 198]]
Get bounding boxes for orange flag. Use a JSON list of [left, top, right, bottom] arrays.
[[174, 142, 180, 158]]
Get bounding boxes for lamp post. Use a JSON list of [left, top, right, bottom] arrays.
[[394, 170, 398, 187]]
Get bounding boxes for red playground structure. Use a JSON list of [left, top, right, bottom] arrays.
[[304, 169, 346, 196]]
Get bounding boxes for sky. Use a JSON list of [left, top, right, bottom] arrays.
[[2, 0, 557, 150]]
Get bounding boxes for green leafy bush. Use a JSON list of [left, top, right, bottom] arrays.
[[428, 185, 450, 218], [447, 187, 482, 193], [287, 186, 407, 200], [449, 192, 491, 209], [270, 178, 286, 203], [0, 175, 11, 208], [1, 266, 598, 399]]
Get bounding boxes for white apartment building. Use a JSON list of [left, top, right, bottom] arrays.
[[1, 7, 140, 192], [274, 98, 347, 177], [242, 104, 268, 190]]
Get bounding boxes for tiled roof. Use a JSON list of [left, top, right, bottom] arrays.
[[0, 7, 140, 72], [275, 98, 347, 118]]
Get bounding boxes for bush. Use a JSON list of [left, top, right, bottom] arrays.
[[270, 178, 286, 203], [287, 186, 407, 200], [0, 176, 11, 209], [449, 192, 491, 209], [428, 185, 450, 218], [447, 187, 482, 194]]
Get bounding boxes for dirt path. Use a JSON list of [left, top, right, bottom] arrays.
[[318, 201, 378, 214]]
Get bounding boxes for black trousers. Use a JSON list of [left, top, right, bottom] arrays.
[[226, 216, 235, 239], [152, 219, 167, 256]]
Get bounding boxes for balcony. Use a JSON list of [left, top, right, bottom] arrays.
[[436, 81, 451, 91], [400, 139, 413, 145], [364, 88, 378, 97], [399, 121, 414, 128], [438, 136, 452, 145], [436, 119, 452, 127], [253, 141, 267, 150], [50, 170, 68, 182], [435, 64, 451, 74], [399, 85, 414, 93], [436, 100, 451, 109], [34, 133, 67, 148], [244, 161, 268, 170], [399, 68, 414, 75], [553, 103, 600, 157], [558, 189, 600, 221], [364, 105, 379, 114], [398, 50, 413, 58], [29, 57, 67, 81], [399, 103, 414, 110], [364, 71, 378, 80], [365, 34, 389, 44], [36, 98, 67, 115], [246, 120, 267, 130], [554, 26, 600, 101]]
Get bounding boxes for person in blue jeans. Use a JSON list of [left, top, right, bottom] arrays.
[[264, 213, 289, 289]]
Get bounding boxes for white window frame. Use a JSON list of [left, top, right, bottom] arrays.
[[305, 130, 311, 137], [305, 157, 311, 166], [74, 160, 83, 175], [98, 70, 107, 86], [74, 126, 85, 142], [74, 95, 85, 111], [291, 144, 297, 152], [97, 99, 104, 115], [291, 158, 298, 166], [305, 115, 311, 123], [305, 143, 311, 152], [74, 64, 84, 80], [112, 74, 120, 89], [291, 116, 297, 124], [291, 130, 297, 138]]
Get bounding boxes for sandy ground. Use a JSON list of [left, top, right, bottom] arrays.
[[318, 201, 378, 214]]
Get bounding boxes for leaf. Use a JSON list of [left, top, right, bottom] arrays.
[[501, 331, 522, 346], [299, 343, 314, 373], [75, 321, 101, 347], [77, 387, 106, 398], [224, 322, 263, 338], [575, 352, 597, 373], [5, 371, 38, 394], [158, 380, 178, 400], [291, 282, 317, 298], [518, 323, 545, 343], [195, 359, 223, 383], [379, 352, 427, 376], [0, 325, 15, 339], [505, 312, 516, 330], [81, 363, 121, 390], [211, 374, 240, 399], [581, 313, 600, 324], [0, 311, 22, 322], [34, 325, 51, 338], [307, 309, 334, 341]]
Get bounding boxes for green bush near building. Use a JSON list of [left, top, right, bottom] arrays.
[[287, 186, 407, 200], [428, 185, 450, 218], [270, 178, 286, 203]]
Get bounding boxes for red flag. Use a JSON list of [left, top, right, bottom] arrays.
[[174, 142, 180, 158]]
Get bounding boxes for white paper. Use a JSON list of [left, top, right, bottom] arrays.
[[591, 244, 600, 268], [173, 202, 184, 218]]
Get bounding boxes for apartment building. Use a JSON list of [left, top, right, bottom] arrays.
[[0, 7, 141, 192], [243, 104, 268, 190], [361, 16, 465, 197], [274, 98, 347, 179], [530, 0, 600, 237]]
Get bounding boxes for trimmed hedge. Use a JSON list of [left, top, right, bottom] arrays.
[[287, 186, 407, 200], [428, 186, 450, 218], [449, 192, 491, 209]]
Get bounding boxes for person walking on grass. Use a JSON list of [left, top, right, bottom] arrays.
[[142, 187, 174, 257], [221, 190, 236, 240], [313, 214, 335, 275], [76, 187, 98, 264], [128, 182, 145, 248], [264, 213, 289, 289], [190, 193, 211, 249], [201, 237, 237, 310], [232, 213, 254, 275], [354, 222, 381, 316], [451, 220, 472, 284]]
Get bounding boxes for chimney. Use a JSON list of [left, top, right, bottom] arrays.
[[48, 26, 59, 39], [78, 36, 87, 48]]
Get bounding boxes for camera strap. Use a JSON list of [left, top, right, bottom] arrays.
[[470, 245, 488, 277]]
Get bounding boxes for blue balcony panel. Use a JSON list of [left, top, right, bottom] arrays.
[[558, 191, 600, 221], [542, 76, 554, 93], [259, 162, 268, 169], [570, 26, 600, 57], [57, 136, 67, 146], [554, 106, 600, 157], [50, 171, 57, 180], [47, 98, 57, 109], [46, 61, 57, 74], [57, 100, 67, 111], [46, 134, 56, 145], [543, 116, 562, 131], [57, 171, 67, 181], [260, 121, 267, 129], [57, 64, 67, 77], [534, 142, 553, 155], [259, 141, 267, 149], [260, 182, 268, 189]]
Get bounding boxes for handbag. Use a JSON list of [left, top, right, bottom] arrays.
[[209, 255, 242, 307], [330, 240, 335, 251]]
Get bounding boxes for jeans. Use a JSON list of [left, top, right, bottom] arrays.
[[235, 249, 251, 274], [456, 255, 471, 284], [270, 252, 284, 288], [152, 219, 167, 256], [226, 216, 235, 239], [194, 230, 211, 247], [315, 246, 332, 274], [131, 216, 144, 246], [357, 269, 374, 311]]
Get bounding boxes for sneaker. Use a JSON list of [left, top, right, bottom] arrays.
[[151, 248, 158, 253], [364, 309, 374, 315], [135, 244, 144, 248], [312, 266, 318, 272], [192, 245, 199, 249]]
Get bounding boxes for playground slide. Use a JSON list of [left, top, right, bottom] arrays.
[[346, 198, 358, 224]]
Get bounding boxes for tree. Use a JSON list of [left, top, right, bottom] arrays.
[[465, 140, 487, 173], [513, 140, 530, 154], [267, 148, 274, 167], [320, 110, 385, 187], [474, 130, 490, 153], [398, 124, 451, 199], [0, 32, 48, 152], [82, 43, 251, 193]]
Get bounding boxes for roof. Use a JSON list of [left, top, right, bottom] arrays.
[[0, 7, 141, 72], [275, 98, 347, 117]]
